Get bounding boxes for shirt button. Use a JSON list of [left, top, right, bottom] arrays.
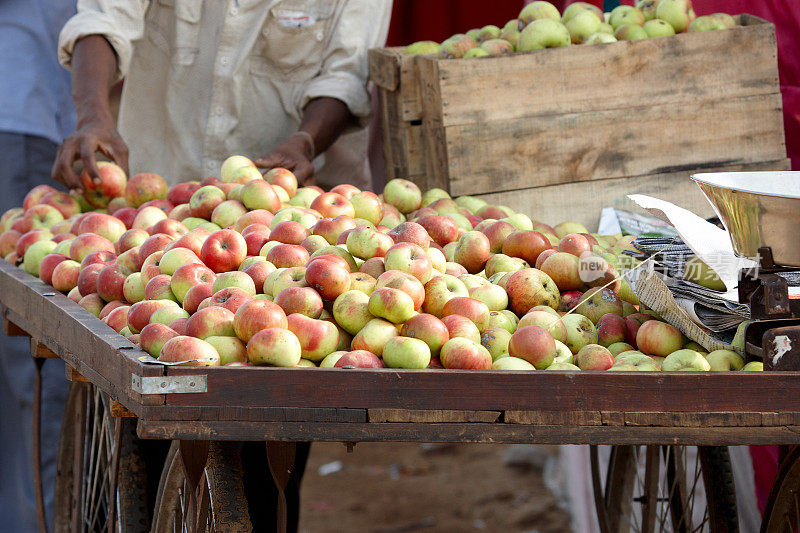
[[316, 32, 324, 41], [215, 106, 224, 115], [230, 7, 239, 16], [220, 57, 229, 66]]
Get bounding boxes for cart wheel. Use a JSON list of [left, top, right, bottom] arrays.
[[53, 382, 150, 532], [151, 441, 252, 532], [590, 445, 738, 533], [760, 445, 800, 533]]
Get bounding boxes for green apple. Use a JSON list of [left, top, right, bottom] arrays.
[[546, 361, 580, 370], [502, 213, 533, 231], [518, 1, 561, 25], [656, 0, 696, 33], [743, 361, 764, 372], [662, 349, 711, 371], [615, 23, 648, 40], [205, 335, 247, 365], [608, 5, 645, 30], [319, 351, 347, 368], [23, 240, 57, 276], [493, 357, 535, 370], [705, 349, 745, 371], [553, 339, 573, 364], [464, 48, 490, 58], [420, 188, 450, 207], [332, 290, 374, 335], [517, 19, 571, 51], [643, 18, 676, 37], [635, 0, 658, 21], [584, 32, 617, 44], [732, 320, 751, 351], [566, 9, 603, 43], [480, 328, 513, 361], [404, 41, 440, 55], [382, 337, 431, 369]]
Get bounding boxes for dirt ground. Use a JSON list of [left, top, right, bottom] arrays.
[[299, 442, 571, 533]]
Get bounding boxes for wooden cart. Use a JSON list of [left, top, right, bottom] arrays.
[[2, 258, 799, 532]]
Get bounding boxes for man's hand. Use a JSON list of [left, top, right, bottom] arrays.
[[52, 120, 129, 192], [255, 132, 316, 185]]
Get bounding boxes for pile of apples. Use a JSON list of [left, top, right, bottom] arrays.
[[0, 156, 752, 372], [405, 0, 734, 57]]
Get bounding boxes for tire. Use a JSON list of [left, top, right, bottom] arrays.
[[591, 445, 739, 533], [53, 382, 150, 532], [151, 441, 252, 532], [761, 445, 800, 533]]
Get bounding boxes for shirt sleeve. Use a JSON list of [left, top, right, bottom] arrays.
[[298, 0, 392, 123], [58, 0, 146, 83]]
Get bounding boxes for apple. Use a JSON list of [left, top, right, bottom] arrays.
[[441, 314, 481, 344], [270, 221, 310, 245], [615, 23, 648, 40], [382, 179, 421, 215], [80, 161, 126, 208], [132, 206, 167, 231], [166, 182, 201, 206], [351, 318, 398, 356], [517, 18, 571, 51], [285, 313, 339, 362], [480, 328, 513, 361], [509, 325, 557, 369], [624, 312, 651, 346], [349, 271, 376, 294], [519, 310, 567, 342], [232, 299, 287, 342], [159, 247, 203, 276], [208, 286, 251, 314], [121, 272, 145, 303], [269, 267, 307, 296], [562, 313, 598, 354], [265, 243, 310, 269], [384, 242, 433, 283], [467, 284, 508, 312], [493, 357, 536, 371], [368, 287, 415, 324], [539, 252, 583, 292], [157, 336, 219, 366], [148, 305, 190, 327], [570, 344, 612, 370], [243, 327, 301, 367], [387, 222, 430, 249], [452, 231, 491, 274], [441, 296, 490, 332], [209, 199, 247, 230], [607, 342, 636, 357], [381, 337, 430, 369], [705, 349, 744, 371], [643, 18, 675, 37], [304, 257, 350, 301], [333, 350, 385, 369], [655, 0, 695, 33], [211, 271, 257, 296], [170, 263, 216, 302], [38, 253, 70, 285], [138, 233, 175, 265], [575, 287, 623, 324], [182, 282, 213, 314], [242, 260, 275, 293], [184, 305, 235, 339], [68, 233, 115, 263], [144, 274, 178, 302], [743, 362, 763, 371], [51, 259, 82, 292], [505, 268, 560, 316], [482, 311, 516, 334], [417, 215, 459, 247], [312, 216, 357, 245], [662, 349, 710, 371], [22, 184, 57, 211], [399, 313, 450, 357], [99, 300, 128, 320], [75, 263, 103, 297], [422, 274, 468, 317], [480, 221, 516, 254], [94, 264, 127, 302], [102, 305, 131, 333], [596, 313, 627, 347], [636, 320, 683, 357], [39, 191, 80, 219], [116, 228, 149, 254], [79, 250, 116, 268], [308, 192, 353, 219], [77, 293, 104, 317], [346, 226, 393, 260], [189, 185, 226, 219], [124, 172, 168, 207], [263, 167, 298, 198], [360, 257, 386, 279], [0, 230, 21, 257], [288, 187, 321, 209], [439, 337, 492, 370], [349, 191, 383, 225], [200, 229, 247, 272]]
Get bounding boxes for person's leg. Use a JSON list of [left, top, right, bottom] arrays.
[[0, 132, 69, 532]]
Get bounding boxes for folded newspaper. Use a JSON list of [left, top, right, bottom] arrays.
[[624, 194, 757, 351]]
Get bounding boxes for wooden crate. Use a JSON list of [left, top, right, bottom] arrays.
[[369, 15, 788, 227]]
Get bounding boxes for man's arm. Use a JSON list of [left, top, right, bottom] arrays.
[[52, 35, 128, 191], [255, 97, 354, 184]]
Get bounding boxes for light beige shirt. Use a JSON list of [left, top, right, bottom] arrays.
[[58, 0, 391, 189]]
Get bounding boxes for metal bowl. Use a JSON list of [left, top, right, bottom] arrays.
[[691, 172, 800, 266]]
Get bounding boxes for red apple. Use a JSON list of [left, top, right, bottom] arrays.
[[265, 244, 310, 269], [417, 215, 459, 247], [558, 233, 592, 257], [23, 184, 57, 211], [305, 258, 350, 301], [209, 287, 251, 314], [96, 264, 128, 302], [113, 207, 138, 229], [439, 337, 492, 369], [274, 286, 324, 318], [509, 325, 557, 369], [383, 242, 433, 283], [232, 299, 288, 342], [481, 221, 516, 254], [167, 181, 201, 205], [182, 283, 214, 314], [125, 173, 168, 207], [502, 230, 551, 266], [40, 191, 80, 219], [80, 161, 127, 208], [159, 336, 220, 366], [376, 270, 425, 310], [51, 259, 82, 292], [39, 253, 70, 285], [77, 263, 104, 296], [334, 350, 385, 369], [310, 192, 355, 219], [186, 306, 236, 339], [505, 268, 561, 316], [453, 231, 491, 274], [200, 229, 247, 272]]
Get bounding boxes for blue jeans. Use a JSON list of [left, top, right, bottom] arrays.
[[0, 132, 68, 532]]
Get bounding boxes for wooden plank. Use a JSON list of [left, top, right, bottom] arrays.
[[111, 401, 136, 418], [31, 339, 58, 358], [3, 318, 28, 337], [367, 48, 400, 91], [163, 365, 800, 414], [417, 56, 450, 192], [622, 412, 764, 427], [368, 409, 500, 423], [423, 18, 778, 127], [763, 413, 800, 426], [445, 93, 785, 196], [474, 158, 791, 229], [65, 365, 89, 383], [377, 88, 425, 180], [137, 420, 800, 446], [505, 410, 602, 426], [0, 260, 163, 416]]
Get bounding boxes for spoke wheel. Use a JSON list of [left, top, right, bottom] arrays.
[[152, 441, 251, 532], [761, 445, 800, 533], [591, 445, 738, 533], [54, 382, 150, 532]]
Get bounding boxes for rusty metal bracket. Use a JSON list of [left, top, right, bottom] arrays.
[[131, 374, 207, 394]]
